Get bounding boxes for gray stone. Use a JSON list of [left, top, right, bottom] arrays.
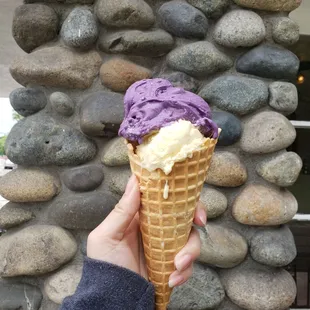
[[61, 8, 98, 50], [272, 17, 299, 46], [10, 47, 102, 89], [169, 263, 225, 309], [63, 164, 104, 192], [158, 1, 208, 39], [220, 260, 297, 310], [217, 298, 246, 310], [199, 75, 268, 115], [167, 42, 232, 77], [0, 203, 34, 229], [5, 115, 96, 166], [198, 223, 248, 268], [50, 92, 74, 116], [95, 0, 154, 29], [212, 112, 242, 146], [256, 152, 302, 187], [232, 0, 301, 12], [250, 226, 297, 267], [187, 0, 229, 19], [240, 111, 296, 154], [236, 44, 299, 80], [199, 186, 227, 219], [25, 0, 94, 2], [107, 166, 132, 195], [0, 225, 77, 277], [160, 72, 198, 93], [80, 91, 124, 137], [214, 10, 265, 48], [49, 192, 118, 230], [12, 4, 58, 53], [269, 82, 298, 114], [10, 88, 47, 117], [101, 137, 129, 166], [99, 29, 174, 57]]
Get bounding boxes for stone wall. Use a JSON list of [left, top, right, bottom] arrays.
[[0, 0, 303, 309]]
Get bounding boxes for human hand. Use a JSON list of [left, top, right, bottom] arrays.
[[87, 175, 207, 288]]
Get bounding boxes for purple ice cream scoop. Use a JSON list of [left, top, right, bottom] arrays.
[[118, 78, 218, 144]]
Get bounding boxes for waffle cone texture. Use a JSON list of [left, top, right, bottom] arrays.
[[126, 138, 218, 310]]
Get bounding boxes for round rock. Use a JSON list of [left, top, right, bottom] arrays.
[[272, 17, 299, 46], [50, 92, 74, 116], [25, 0, 94, 2], [232, 0, 301, 12], [107, 166, 132, 195], [214, 10, 265, 48], [205, 151, 248, 187], [10, 87, 47, 117], [160, 72, 198, 93], [101, 137, 129, 166], [0, 203, 34, 229], [240, 111, 296, 154], [158, 1, 208, 39], [187, 0, 229, 19], [256, 152, 302, 187], [199, 75, 268, 115], [232, 184, 298, 226], [167, 42, 232, 77]]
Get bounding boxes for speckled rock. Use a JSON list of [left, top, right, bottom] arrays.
[[214, 10, 265, 47], [160, 72, 198, 93], [50, 92, 74, 116], [236, 44, 299, 80], [250, 226, 297, 267], [100, 58, 151, 92], [101, 137, 129, 166], [256, 152, 302, 187], [0, 203, 34, 229], [169, 263, 225, 309], [61, 7, 98, 49], [10, 47, 102, 89], [95, 0, 154, 29], [5, 115, 96, 166], [205, 152, 247, 187], [44, 264, 83, 304], [217, 298, 246, 310], [99, 29, 174, 57], [269, 82, 298, 114], [232, 0, 301, 12], [199, 186, 228, 219], [10, 87, 47, 117], [198, 223, 248, 268], [12, 4, 58, 53], [232, 184, 298, 226], [240, 111, 296, 154], [199, 75, 268, 115], [63, 164, 104, 192], [158, 1, 208, 39], [272, 17, 299, 46], [187, 0, 229, 19], [80, 91, 124, 137], [0, 225, 77, 277], [25, 0, 94, 2], [107, 166, 132, 195], [167, 41, 232, 77], [220, 260, 297, 310]]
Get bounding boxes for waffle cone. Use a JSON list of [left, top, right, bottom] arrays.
[[126, 138, 218, 310]]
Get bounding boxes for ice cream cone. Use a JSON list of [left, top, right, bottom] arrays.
[[126, 137, 218, 310]]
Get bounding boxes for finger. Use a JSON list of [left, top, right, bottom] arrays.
[[193, 201, 207, 227], [169, 264, 193, 288], [174, 228, 201, 271]]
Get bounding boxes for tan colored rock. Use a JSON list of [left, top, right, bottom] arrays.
[[101, 137, 129, 166], [233, 0, 301, 12]]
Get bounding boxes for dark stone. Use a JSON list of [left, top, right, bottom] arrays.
[[236, 44, 299, 80], [0, 203, 34, 229], [80, 91, 124, 137], [9, 87, 47, 117], [49, 192, 118, 230], [187, 0, 229, 19], [212, 112, 242, 146], [50, 92, 74, 116], [159, 72, 199, 93], [158, 1, 208, 39], [199, 75, 268, 115], [63, 164, 104, 192], [5, 115, 96, 166]]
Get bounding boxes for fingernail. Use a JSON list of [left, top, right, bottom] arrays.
[[168, 274, 184, 288], [125, 175, 136, 194], [199, 209, 207, 226], [175, 254, 192, 272]]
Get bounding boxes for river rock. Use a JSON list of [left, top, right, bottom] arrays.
[[0, 225, 77, 277], [169, 263, 225, 309], [272, 17, 299, 46], [158, 1, 208, 39], [250, 226, 297, 267], [50, 92, 74, 116], [107, 166, 132, 195], [240, 111, 296, 154], [95, 0, 154, 29], [0, 203, 34, 229], [187, 0, 229, 19], [100, 58, 151, 92], [256, 152, 302, 187], [10, 87, 47, 117], [10, 47, 102, 89], [232, 0, 301, 12], [12, 4, 58, 53], [26, 0, 94, 2], [217, 298, 246, 310], [232, 184, 298, 226], [214, 10, 265, 47], [5, 115, 96, 166], [167, 42, 232, 77], [99, 29, 174, 57], [200, 75, 268, 115], [205, 152, 247, 187], [80, 91, 124, 137], [236, 44, 299, 80], [160, 72, 198, 93], [101, 137, 129, 166], [198, 223, 248, 268]]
